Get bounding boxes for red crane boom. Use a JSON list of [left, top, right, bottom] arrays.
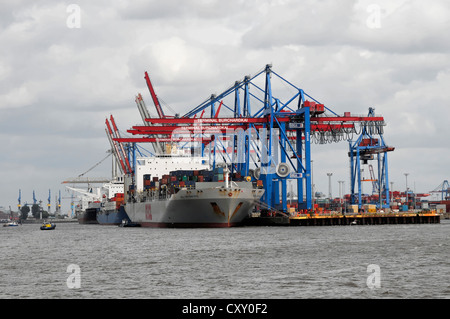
[[105, 118, 127, 174], [108, 115, 132, 174], [144, 71, 165, 119]]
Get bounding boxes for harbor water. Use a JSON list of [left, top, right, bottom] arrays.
[[1, 220, 449, 299]]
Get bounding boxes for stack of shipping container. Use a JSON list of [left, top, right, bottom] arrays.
[[136, 168, 261, 199]]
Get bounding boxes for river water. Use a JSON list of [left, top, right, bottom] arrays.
[[1, 220, 449, 299]]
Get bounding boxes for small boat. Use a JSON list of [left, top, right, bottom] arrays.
[[40, 222, 56, 230], [3, 221, 19, 227], [350, 219, 358, 225]]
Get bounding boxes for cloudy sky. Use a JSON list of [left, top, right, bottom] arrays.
[[1, 0, 449, 214]]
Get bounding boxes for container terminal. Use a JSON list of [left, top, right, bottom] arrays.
[[82, 64, 443, 227], [4, 64, 447, 226], [7, 65, 438, 226]]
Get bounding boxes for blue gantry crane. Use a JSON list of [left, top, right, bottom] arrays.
[[17, 189, 21, 211], [431, 180, 450, 201], [348, 107, 394, 209], [48, 189, 51, 214]]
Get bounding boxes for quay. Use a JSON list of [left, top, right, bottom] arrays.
[[244, 211, 441, 226]]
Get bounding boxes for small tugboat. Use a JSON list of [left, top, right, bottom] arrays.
[[40, 221, 56, 230]]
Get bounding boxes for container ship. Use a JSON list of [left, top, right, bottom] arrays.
[[122, 156, 264, 227], [69, 178, 129, 225], [97, 202, 129, 225], [78, 204, 100, 224], [71, 190, 101, 224]]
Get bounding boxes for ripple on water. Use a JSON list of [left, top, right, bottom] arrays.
[[0, 221, 449, 299]]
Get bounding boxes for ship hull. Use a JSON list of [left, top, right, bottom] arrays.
[[125, 185, 263, 228], [96, 206, 130, 225], [77, 207, 99, 224]]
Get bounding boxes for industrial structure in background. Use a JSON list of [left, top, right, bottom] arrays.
[[11, 189, 62, 220], [110, 64, 398, 215]]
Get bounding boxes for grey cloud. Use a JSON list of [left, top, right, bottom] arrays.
[[241, 0, 450, 54]]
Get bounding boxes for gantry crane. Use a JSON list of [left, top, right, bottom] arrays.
[[47, 189, 51, 214], [430, 180, 450, 201], [349, 107, 394, 209], [105, 115, 133, 175], [111, 65, 394, 214], [17, 189, 21, 211]]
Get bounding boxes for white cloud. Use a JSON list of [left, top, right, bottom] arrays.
[[0, 84, 34, 109]]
